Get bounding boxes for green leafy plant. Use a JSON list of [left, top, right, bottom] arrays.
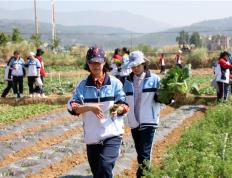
[[158, 67, 189, 104], [145, 102, 232, 177], [0, 104, 63, 124]]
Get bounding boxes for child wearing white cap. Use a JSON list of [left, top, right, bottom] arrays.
[[123, 51, 160, 178], [26, 52, 41, 97]]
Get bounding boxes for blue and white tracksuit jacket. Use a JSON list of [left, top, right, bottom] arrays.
[[67, 74, 128, 144], [27, 58, 41, 77], [123, 70, 160, 129], [120, 54, 131, 77], [9, 58, 25, 77]]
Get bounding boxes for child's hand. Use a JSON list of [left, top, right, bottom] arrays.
[[90, 104, 104, 119], [71, 102, 79, 114], [110, 104, 127, 116], [71, 102, 79, 110]]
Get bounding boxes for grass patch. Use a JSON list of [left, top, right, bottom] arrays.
[[145, 102, 232, 177], [186, 74, 216, 95], [0, 103, 63, 124]]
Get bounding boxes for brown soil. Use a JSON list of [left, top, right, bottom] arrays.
[[152, 109, 206, 166], [46, 68, 213, 78], [0, 126, 82, 168], [152, 68, 213, 76], [119, 108, 206, 178], [27, 152, 87, 178], [0, 115, 75, 142], [191, 68, 213, 76], [160, 105, 175, 117], [0, 95, 71, 106], [46, 70, 88, 77]]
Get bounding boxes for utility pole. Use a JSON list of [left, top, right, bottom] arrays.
[[130, 33, 133, 49], [34, 0, 39, 34], [51, 0, 56, 47]]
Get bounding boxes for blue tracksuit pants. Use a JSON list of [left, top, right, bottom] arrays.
[[131, 126, 156, 178], [86, 136, 122, 178]]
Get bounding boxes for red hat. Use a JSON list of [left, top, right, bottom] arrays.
[[112, 54, 123, 65], [113, 54, 122, 61]]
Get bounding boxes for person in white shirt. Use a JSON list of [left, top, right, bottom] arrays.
[[26, 52, 41, 97]]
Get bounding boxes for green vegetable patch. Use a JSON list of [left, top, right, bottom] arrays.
[[0, 104, 63, 124], [145, 102, 232, 177]]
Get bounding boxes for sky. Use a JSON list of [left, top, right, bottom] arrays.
[[1, 0, 232, 27]]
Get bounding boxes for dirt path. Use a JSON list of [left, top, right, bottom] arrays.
[[44, 68, 212, 78], [0, 105, 205, 178], [120, 108, 205, 178]]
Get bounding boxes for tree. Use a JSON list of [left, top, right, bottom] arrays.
[[190, 32, 202, 48], [176, 31, 189, 47], [136, 44, 157, 53], [11, 28, 23, 43], [30, 33, 42, 48], [51, 38, 60, 51], [0, 32, 10, 46]]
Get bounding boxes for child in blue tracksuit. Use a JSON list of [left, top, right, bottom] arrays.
[[26, 52, 42, 97], [67, 46, 129, 178], [123, 51, 160, 178], [8, 51, 25, 99]]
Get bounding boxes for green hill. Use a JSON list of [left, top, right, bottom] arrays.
[[1, 17, 232, 48]]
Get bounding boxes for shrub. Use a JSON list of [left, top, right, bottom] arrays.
[[145, 102, 232, 177], [186, 48, 208, 68]]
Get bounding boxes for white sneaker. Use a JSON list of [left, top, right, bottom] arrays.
[[29, 94, 33, 98], [37, 94, 41, 97], [40, 93, 47, 98]]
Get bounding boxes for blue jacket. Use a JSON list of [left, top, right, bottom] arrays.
[[9, 57, 25, 77], [67, 74, 127, 144], [123, 70, 160, 128]]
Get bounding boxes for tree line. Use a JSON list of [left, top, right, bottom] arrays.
[[0, 28, 203, 51], [176, 31, 202, 48], [0, 28, 59, 50]]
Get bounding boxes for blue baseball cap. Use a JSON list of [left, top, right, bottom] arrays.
[[86, 46, 105, 64]]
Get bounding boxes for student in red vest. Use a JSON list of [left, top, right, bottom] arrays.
[[175, 50, 182, 68], [35, 48, 46, 97], [159, 53, 166, 74], [215, 51, 232, 101]]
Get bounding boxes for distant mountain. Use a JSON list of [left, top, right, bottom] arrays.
[[1, 17, 232, 48], [131, 17, 232, 47], [167, 17, 232, 34], [0, 8, 171, 33], [0, 19, 134, 48]]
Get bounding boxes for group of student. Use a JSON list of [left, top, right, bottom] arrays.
[[68, 46, 161, 178], [1, 48, 46, 99], [158, 49, 183, 74], [212, 51, 232, 102], [110, 47, 132, 82]]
